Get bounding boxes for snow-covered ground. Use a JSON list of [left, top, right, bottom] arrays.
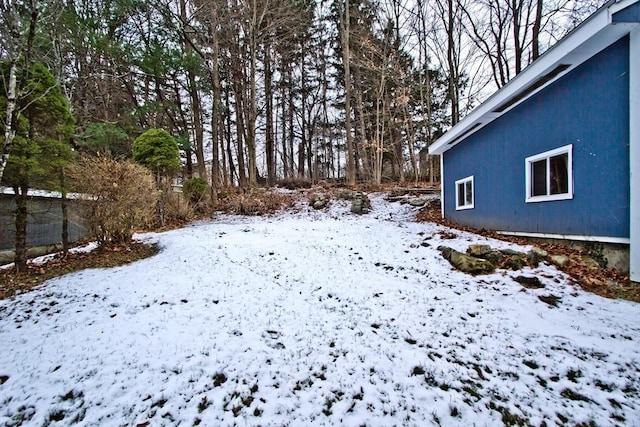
[[1, 194, 639, 426]]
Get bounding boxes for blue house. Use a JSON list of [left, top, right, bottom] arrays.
[[429, 0, 639, 282]]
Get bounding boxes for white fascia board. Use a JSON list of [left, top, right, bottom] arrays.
[[429, 1, 634, 156], [497, 231, 630, 245]]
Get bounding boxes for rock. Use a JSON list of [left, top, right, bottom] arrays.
[[550, 255, 570, 267], [527, 247, 547, 266], [467, 244, 493, 257], [449, 251, 496, 275], [580, 256, 601, 270], [408, 199, 426, 207], [530, 247, 548, 258], [484, 251, 505, 266], [312, 200, 326, 209], [337, 190, 355, 200], [437, 246, 454, 260], [439, 231, 457, 240], [498, 249, 527, 270], [514, 275, 545, 289], [385, 196, 404, 203], [502, 253, 527, 270], [350, 191, 371, 214], [309, 195, 329, 210], [538, 294, 561, 307], [500, 249, 524, 256], [0, 250, 13, 265]]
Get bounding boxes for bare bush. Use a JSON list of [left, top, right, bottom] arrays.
[[217, 189, 296, 215], [69, 157, 157, 246], [164, 191, 194, 225], [276, 178, 313, 190]]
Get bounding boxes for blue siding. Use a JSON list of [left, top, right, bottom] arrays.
[[612, 2, 640, 23], [443, 36, 630, 238]]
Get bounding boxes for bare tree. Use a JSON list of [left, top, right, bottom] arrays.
[[461, 0, 608, 89], [338, 0, 356, 185]]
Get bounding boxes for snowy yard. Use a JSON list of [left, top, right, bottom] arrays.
[[1, 194, 639, 426]]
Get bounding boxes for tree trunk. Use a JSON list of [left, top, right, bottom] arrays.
[[403, 102, 419, 184], [188, 71, 207, 181], [13, 185, 29, 273], [512, 0, 523, 75], [209, 4, 222, 202], [265, 44, 276, 185], [246, 0, 260, 187], [306, 111, 314, 182], [446, 0, 459, 125], [230, 49, 248, 186], [0, 61, 18, 184], [340, 0, 356, 185], [532, 0, 543, 60], [220, 84, 231, 187], [60, 169, 69, 256], [354, 86, 371, 181], [281, 79, 289, 179], [288, 83, 295, 176], [298, 46, 307, 179]]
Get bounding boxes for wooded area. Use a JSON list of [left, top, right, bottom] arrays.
[[1, 0, 606, 192]]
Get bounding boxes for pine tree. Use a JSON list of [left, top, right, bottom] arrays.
[[0, 61, 75, 271]]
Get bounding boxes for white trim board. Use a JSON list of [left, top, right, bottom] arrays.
[[524, 144, 574, 203], [497, 231, 630, 245], [455, 175, 474, 210], [440, 155, 445, 218], [629, 26, 640, 282]]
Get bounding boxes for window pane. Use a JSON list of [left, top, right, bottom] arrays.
[[549, 153, 568, 195], [532, 159, 547, 196], [465, 181, 473, 205], [458, 182, 465, 206]]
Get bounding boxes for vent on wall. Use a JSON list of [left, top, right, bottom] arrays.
[[493, 64, 572, 113], [447, 122, 483, 146]]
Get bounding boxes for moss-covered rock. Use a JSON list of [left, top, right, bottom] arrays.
[[439, 246, 496, 275], [467, 244, 493, 257]]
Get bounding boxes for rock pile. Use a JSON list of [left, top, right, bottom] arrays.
[[309, 194, 329, 210], [350, 191, 371, 214], [437, 244, 549, 275], [307, 190, 371, 213]]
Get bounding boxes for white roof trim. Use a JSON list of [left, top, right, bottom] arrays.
[[497, 231, 630, 245], [429, 0, 640, 155]]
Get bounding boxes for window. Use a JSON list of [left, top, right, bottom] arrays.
[[455, 176, 474, 210], [525, 144, 573, 202]]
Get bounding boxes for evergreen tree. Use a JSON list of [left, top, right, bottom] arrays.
[[0, 61, 75, 271], [132, 128, 180, 177], [133, 128, 180, 226]]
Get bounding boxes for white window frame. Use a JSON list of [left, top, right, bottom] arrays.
[[525, 144, 573, 203], [455, 175, 474, 210]]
